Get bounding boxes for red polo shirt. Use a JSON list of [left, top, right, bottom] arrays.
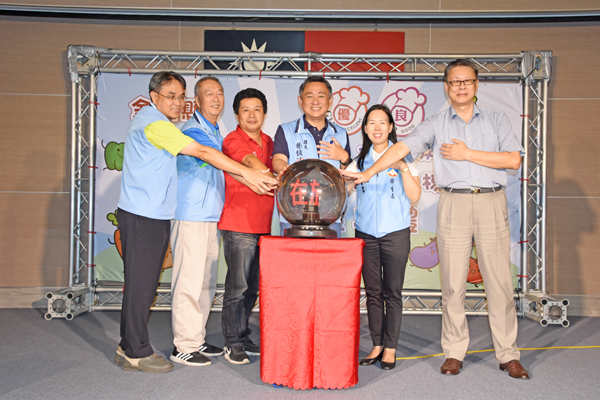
[[218, 126, 275, 234]]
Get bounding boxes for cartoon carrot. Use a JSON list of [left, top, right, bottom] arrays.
[[107, 209, 172, 269]]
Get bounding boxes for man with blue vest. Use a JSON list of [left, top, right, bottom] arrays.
[[115, 71, 276, 373], [272, 76, 352, 237], [170, 76, 232, 367]]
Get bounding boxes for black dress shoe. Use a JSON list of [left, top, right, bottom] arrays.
[[381, 358, 396, 370], [359, 351, 383, 366]]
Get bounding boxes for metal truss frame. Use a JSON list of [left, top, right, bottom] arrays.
[[47, 46, 564, 325]]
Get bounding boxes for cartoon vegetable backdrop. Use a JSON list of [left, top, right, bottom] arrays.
[[107, 209, 173, 270]]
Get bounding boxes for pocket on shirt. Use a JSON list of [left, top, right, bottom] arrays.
[[161, 177, 173, 205], [479, 132, 500, 152], [201, 181, 212, 208]]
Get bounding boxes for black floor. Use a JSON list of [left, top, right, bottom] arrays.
[[1, 309, 599, 399]]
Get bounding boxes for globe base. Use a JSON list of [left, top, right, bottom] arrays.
[[284, 224, 337, 239]]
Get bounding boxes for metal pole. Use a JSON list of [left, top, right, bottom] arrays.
[[69, 81, 77, 286], [87, 74, 97, 289], [541, 79, 549, 294], [535, 80, 543, 291], [74, 82, 83, 285], [520, 82, 530, 293]]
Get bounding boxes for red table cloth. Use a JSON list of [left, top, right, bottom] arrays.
[[259, 236, 364, 390]]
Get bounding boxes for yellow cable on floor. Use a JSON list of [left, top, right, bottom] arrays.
[[396, 345, 600, 360]]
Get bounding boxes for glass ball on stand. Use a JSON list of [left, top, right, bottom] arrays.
[[277, 159, 347, 238]]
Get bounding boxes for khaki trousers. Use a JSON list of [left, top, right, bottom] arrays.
[[170, 220, 220, 353], [437, 188, 520, 364]]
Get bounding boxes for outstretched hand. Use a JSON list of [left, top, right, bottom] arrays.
[[440, 139, 470, 161], [242, 168, 278, 196], [339, 169, 372, 184], [276, 164, 291, 181]]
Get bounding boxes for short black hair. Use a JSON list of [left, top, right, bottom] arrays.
[[195, 76, 223, 97], [233, 88, 268, 115], [298, 76, 332, 97], [148, 71, 186, 96], [444, 59, 479, 82]]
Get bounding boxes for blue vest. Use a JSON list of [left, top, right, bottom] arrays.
[[118, 106, 180, 220], [355, 143, 412, 238], [174, 112, 225, 222], [279, 117, 348, 168]]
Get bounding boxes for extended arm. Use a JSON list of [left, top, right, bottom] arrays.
[[440, 139, 521, 170], [340, 141, 411, 184], [180, 141, 277, 194]]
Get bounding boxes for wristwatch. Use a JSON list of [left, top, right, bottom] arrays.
[[400, 167, 410, 174], [340, 157, 352, 166]]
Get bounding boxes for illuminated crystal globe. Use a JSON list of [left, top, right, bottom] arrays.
[[277, 159, 347, 238]]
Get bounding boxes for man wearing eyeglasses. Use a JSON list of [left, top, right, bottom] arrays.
[[340, 59, 529, 379], [115, 71, 277, 373]]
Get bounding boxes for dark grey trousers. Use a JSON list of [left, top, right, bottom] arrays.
[[118, 208, 169, 359]]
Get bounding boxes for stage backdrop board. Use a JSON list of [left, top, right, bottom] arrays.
[[94, 74, 522, 289]]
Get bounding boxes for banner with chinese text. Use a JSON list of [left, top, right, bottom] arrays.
[[94, 74, 522, 289]]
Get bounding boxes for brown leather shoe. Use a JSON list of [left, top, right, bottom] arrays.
[[440, 358, 463, 375], [499, 360, 530, 379]]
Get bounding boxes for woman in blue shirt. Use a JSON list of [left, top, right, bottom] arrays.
[[346, 104, 421, 370]]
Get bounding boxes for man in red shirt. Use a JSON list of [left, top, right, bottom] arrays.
[[218, 88, 274, 364]]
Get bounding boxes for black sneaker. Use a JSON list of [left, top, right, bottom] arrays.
[[224, 346, 250, 365], [199, 342, 224, 356], [170, 349, 211, 366], [244, 340, 260, 356]]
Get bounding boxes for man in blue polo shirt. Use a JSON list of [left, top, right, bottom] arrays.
[[114, 72, 276, 373], [169, 76, 230, 367]]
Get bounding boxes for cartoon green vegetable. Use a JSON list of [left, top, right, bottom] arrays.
[[104, 141, 125, 171]]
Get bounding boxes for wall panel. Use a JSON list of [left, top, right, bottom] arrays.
[[547, 198, 600, 295], [430, 25, 600, 100], [0, 192, 70, 287], [0, 17, 181, 95], [547, 100, 600, 197], [0, 95, 69, 192]]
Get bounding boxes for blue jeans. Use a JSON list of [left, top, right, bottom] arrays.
[[221, 230, 267, 348]]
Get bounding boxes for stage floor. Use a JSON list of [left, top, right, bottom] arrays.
[[1, 309, 599, 399]]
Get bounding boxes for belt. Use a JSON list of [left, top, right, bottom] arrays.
[[443, 186, 502, 194]]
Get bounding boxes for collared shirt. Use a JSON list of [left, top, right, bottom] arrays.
[[402, 104, 524, 188], [218, 126, 275, 234], [196, 112, 219, 134], [173, 110, 225, 222], [273, 115, 351, 158]]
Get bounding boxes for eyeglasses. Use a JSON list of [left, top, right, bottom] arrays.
[[446, 79, 476, 87], [154, 92, 186, 101]]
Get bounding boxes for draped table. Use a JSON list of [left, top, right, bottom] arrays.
[[258, 236, 364, 390]]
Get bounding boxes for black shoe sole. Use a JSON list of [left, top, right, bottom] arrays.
[[381, 360, 396, 370]]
